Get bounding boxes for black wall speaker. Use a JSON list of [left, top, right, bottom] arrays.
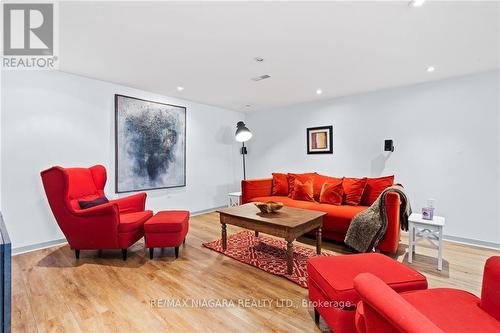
[[384, 140, 394, 152]]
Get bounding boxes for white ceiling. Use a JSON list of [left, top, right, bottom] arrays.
[[59, 1, 500, 113]]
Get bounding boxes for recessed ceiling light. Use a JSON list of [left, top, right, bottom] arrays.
[[251, 74, 271, 81], [316, 89, 323, 95], [245, 104, 252, 108], [177, 86, 184, 91], [426, 66, 435, 72], [409, 0, 426, 7], [254, 57, 264, 62]]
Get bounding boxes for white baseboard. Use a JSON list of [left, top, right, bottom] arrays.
[[12, 206, 227, 256], [443, 235, 500, 250], [13, 238, 67, 255]]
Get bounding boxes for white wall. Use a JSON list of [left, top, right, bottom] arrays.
[[2, 70, 244, 250], [246, 71, 500, 246]]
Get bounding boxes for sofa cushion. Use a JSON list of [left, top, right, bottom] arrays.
[[402, 288, 500, 332], [119, 210, 153, 233], [271, 173, 289, 196], [319, 181, 344, 206], [291, 179, 315, 202], [250, 196, 367, 233], [343, 177, 367, 206], [312, 203, 368, 233], [307, 253, 427, 304], [361, 175, 394, 206], [287, 173, 316, 197], [313, 174, 343, 200]]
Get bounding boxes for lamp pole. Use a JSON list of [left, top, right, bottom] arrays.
[[241, 142, 247, 180]]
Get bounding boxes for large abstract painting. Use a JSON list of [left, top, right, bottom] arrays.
[[115, 94, 186, 193]]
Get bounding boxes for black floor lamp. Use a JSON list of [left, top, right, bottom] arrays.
[[235, 121, 252, 180]]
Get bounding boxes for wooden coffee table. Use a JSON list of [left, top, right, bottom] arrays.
[[217, 203, 326, 275]]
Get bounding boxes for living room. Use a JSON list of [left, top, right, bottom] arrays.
[[1, 1, 499, 332]]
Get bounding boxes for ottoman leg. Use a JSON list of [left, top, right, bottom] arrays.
[[314, 308, 320, 324], [149, 248, 154, 259], [122, 249, 127, 261], [175, 246, 179, 259], [75, 249, 80, 259]]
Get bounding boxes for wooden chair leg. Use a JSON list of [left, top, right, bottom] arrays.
[[149, 248, 154, 260], [314, 308, 320, 324], [174, 246, 179, 259], [122, 249, 127, 261], [75, 249, 80, 259]]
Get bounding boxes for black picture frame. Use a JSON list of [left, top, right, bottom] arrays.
[[114, 94, 187, 193], [307, 125, 333, 154]]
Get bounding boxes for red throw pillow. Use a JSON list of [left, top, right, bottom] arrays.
[[291, 179, 314, 202], [287, 172, 316, 198], [319, 180, 344, 205], [361, 175, 395, 206], [271, 173, 289, 196], [313, 174, 343, 200], [343, 177, 367, 206]]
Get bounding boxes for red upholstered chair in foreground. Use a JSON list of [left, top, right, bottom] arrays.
[[353, 256, 500, 333], [307, 253, 427, 333], [40, 165, 153, 260]]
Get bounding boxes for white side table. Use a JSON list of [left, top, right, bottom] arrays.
[[408, 213, 445, 271], [228, 191, 242, 207]]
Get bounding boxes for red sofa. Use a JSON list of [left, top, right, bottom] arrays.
[[353, 256, 500, 332], [241, 175, 401, 253], [41, 165, 153, 260]]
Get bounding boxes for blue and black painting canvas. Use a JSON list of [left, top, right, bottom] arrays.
[[115, 94, 186, 193]]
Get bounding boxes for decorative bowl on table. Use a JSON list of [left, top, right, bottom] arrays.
[[254, 201, 284, 214]]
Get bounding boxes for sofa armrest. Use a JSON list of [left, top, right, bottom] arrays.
[[241, 178, 273, 204], [376, 192, 401, 254], [480, 256, 500, 321], [110, 192, 147, 214]]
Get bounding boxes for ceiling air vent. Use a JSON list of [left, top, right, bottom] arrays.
[[251, 74, 271, 81]]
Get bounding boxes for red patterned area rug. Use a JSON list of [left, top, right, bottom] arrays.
[[203, 231, 333, 288]]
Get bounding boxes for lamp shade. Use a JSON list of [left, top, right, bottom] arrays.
[[235, 121, 252, 142]]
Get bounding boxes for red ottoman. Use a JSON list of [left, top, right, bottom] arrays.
[[144, 211, 189, 259], [307, 253, 427, 333]]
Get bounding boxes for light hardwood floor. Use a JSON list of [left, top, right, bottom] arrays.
[[12, 212, 500, 333]]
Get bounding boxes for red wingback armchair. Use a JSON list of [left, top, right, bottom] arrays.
[[353, 256, 500, 332], [40, 165, 153, 260]]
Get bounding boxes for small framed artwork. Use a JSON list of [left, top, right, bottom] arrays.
[[307, 126, 333, 154]]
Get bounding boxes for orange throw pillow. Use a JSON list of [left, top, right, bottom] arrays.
[[313, 174, 343, 200], [319, 180, 344, 205], [287, 172, 316, 198], [271, 173, 289, 196], [361, 175, 395, 206], [343, 177, 367, 206], [291, 179, 314, 202]]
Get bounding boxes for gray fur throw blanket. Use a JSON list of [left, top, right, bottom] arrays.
[[344, 185, 411, 253]]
